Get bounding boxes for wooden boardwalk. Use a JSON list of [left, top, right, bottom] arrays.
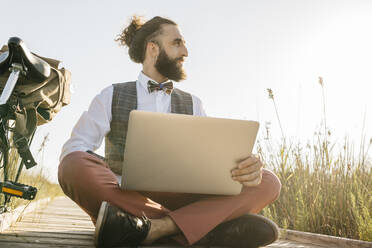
[[0, 196, 370, 248]]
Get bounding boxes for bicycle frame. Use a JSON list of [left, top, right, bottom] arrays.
[[0, 63, 37, 213], [0, 63, 23, 105], [0, 36, 56, 213]]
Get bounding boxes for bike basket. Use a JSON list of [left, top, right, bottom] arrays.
[[0, 45, 71, 127]]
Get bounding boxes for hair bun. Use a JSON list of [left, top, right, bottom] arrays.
[[117, 16, 144, 47], [116, 15, 177, 63]]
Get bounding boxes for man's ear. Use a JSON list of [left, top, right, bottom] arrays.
[[147, 41, 160, 59]]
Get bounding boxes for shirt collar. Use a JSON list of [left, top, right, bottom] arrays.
[[138, 71, 152, 91], [137, 71, 172, 95]]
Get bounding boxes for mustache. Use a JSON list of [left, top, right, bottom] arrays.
[[176, 57, 185, 63]]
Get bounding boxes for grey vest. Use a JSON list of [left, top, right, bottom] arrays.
[[104, 81, 193, 174]]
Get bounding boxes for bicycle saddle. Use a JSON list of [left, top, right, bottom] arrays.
[[0, 37, 51, 82]]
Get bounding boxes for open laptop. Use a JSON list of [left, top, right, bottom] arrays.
[[121, 110, 259, 195]]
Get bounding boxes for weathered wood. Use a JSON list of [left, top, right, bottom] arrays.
[[266, 240, 325, 248], [7, 226, 94, 232], [280, 229, 372, 248], [0, 196, 370, 248], [20, 217, 92, 223], [0, 198, 51, 231], [3, 229, 94, 236], [1, 231, 93, 240], [0, 242, 90, 248], [10, 221, 94, 228], [24, 211, 91, 218], [0, 234, 93, 246]]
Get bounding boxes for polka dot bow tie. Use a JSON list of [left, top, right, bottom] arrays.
[[147, 80, 173, 95]]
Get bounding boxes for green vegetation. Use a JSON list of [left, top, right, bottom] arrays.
[[0, 133, 63, 211], [260, 79, 371, 241]]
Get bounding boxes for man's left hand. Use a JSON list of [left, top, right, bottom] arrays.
[[231, 154, 263, 187]]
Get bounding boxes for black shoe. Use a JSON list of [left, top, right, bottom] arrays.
[[94, 201, 151, 248], [196, 214, 279, 248]]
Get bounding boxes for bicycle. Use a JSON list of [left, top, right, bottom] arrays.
[[0, 37, 52, 213]]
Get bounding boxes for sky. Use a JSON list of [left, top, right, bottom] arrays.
[[1, 0, 371, 183]]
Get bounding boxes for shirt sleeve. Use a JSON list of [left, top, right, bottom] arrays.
[[59, 85, 113, 162], [192, 94, 207, 117]]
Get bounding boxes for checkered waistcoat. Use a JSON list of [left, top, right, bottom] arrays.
[[104, 81, 193, 175]]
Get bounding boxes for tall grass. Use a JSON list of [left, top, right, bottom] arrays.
[[0, 133, 63, 211], [259, 78, 372, 241]]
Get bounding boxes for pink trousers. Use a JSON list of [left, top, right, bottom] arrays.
[[58, 151, 281, 245]]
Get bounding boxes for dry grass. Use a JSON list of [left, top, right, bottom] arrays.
[[4, 169, 64, 210], [260, 78, 371, 241], [0, 133, 63, 211]]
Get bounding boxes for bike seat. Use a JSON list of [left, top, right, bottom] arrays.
[[0, 37, 51, 82]]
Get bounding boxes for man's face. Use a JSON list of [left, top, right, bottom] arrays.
[[154, 25, 188, 82]]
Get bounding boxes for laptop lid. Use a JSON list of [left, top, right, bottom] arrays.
[[121, 110, 259, 195]]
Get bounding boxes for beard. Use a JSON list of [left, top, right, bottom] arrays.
[[155, 49, 187, 82]]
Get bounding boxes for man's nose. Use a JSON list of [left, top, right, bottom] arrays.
[[183, 45, 188, 57]]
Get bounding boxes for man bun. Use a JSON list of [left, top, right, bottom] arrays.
[[116, 15, 177, 63], [116, 16, 144, 48]]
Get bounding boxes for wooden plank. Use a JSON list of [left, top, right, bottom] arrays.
[[22, 209, 85, 213], [9, 228, 93, 233], [2, 196, 371, 248], [26, 210, 89, 215], [21, 213, 91, 219], [3, 229, 94, 236], [18, 216, 89, 222], [34, 206, 84, 211], [28, 209, 85, 215], [0, 234, 94, 246], [0, 242, 90, 248], [280, 229, 372, 248], [20, 218, 92, 224], [10, 221, 94, 228], [17, 221, 93, 228], [7, 226, 94, 233], [20, 213, 91, 219], [1, 231, 93, 240], [24, 211, 91, 218], [19, 218, 93, 225], [0, 198, 52, 231], [266, 240, 326, 248], [23, 211, 91, 217]]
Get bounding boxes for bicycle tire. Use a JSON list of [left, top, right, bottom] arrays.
[[0, 119, 24, 208]]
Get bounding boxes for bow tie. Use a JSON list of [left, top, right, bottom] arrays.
[[147, 80, 173, 95]]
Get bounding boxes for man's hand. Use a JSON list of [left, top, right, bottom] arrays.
[[231, 154, 263, 187]]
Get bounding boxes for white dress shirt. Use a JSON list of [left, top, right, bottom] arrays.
[[59, 72, 207, 162]]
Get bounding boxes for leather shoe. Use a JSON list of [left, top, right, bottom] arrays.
[[94, 201, 151, 247], [196, 213, 279, 248]]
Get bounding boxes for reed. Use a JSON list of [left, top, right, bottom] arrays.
[[0, 133, 63, 211], [260, 79, 371, 241]]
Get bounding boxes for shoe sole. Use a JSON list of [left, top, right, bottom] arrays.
[[245, 213, 279, 246], [94, 201, 108, 247]]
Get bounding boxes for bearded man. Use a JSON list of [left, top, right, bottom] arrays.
[[58, 16, 282, 248]]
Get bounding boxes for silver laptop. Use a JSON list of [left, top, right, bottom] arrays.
[[121, 110, 259, 195]]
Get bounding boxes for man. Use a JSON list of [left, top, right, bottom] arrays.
[[58, 16, 282, 248]]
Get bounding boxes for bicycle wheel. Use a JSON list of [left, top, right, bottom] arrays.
[[0, 119, 20, 204], [0, 119, 34, 211]]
